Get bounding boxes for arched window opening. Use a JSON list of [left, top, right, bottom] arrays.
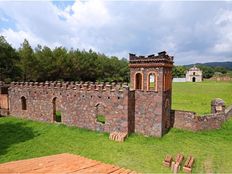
[[148, 73, 156, 90], [135, 73, 142, 90], [95, 103, 106, 124], [193, 72, 196, 75], [21, 96, 27, 110], [52, 97, 61, 122]]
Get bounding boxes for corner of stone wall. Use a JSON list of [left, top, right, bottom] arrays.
[[225, 105, 232, 119]]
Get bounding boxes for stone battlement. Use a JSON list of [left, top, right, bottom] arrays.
[[129, 51, 174, 68], [10, 81, 129, 92]]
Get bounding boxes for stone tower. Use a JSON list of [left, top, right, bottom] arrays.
[[129, 51, 174, 137]]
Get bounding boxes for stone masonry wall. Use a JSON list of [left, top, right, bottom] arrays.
[[171, 106, 232, 131], [9, 82, 132, 134], [134, 91, 163, 137], [225, 105, 232, 118], [162, 67, 173, 134], [162, 89, 172, 134]]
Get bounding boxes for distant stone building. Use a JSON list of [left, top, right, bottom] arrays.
[[186, 66, 202, 82]]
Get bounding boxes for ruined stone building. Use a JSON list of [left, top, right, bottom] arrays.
[[0, 51, 173, 137], [1, 51, 231, 137], [186, 66, 202, 82]]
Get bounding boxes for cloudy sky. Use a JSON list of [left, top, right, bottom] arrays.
[[0, 0, 232, 65]]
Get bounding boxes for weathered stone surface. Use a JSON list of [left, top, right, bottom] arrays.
[[211, 98, 225, 114], [9, 83, 131, 134], [171, 99, 232, 131]]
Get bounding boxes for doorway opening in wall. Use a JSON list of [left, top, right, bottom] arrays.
[[148, 73, 155, 90], [52, 97, 61, 122], [95, 103, 106, 124], [21, 96, 27, 110], [192, 77, 196, 82], [135, 73, 142, 90]]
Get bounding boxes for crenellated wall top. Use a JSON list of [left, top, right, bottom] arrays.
[[10, 81, 130, 92], [129, 51, 174, 68]]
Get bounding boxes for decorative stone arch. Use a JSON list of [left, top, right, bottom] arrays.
[[134, 72, 144, 90], [147, 71, 158, 91], [21, 96, 27, 110]]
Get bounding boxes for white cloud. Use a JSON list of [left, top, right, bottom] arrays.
[[65, 0, 111, 28], [0, 16, 8, 22], [0, 28, 44, 48], [0, 0, 232, 64], [211, 9, 232, 53]]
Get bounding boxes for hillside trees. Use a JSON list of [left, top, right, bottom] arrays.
[[18, 39, 38, 81], [0, 36, 20, 82], [172, 66, 187, 78], [1, 35, 230, 83], [0, 36, 129, 83]]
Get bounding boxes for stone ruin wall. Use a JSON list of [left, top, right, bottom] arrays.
[[6, 52, 232, 136], [209, 76, 232, 82], [8, 80, 169, 137], [171, 105, 232, 131], [9, 81, 134, 134]]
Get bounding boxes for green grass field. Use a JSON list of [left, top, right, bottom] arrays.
[[1, 116, 232, 173], [0, 81, 232, 173], [172, 81, 232, 114]]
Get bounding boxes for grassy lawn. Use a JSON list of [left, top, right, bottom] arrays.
[[172, 81, 232, 115], [1, 116, 232, 173]]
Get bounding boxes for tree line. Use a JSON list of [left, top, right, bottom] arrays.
[[0, 36, 129, 83], [1, 35, 230, 83]]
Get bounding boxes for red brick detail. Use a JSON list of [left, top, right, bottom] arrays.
[[109, 132, 128, 142]]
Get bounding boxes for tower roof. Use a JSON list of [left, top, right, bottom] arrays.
[[129, 51, 174, 68]]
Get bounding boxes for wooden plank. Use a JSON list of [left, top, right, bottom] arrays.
[[0, 153, 136, 174]]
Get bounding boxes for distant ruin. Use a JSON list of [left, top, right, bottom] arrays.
[[173, 66, 203, 82], [186, 66, 203, 82]]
